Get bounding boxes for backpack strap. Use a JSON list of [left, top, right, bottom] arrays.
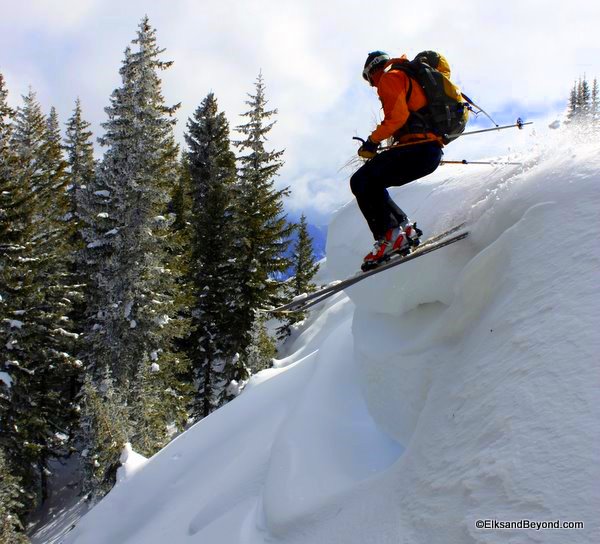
[[387, 62, 432, 138]]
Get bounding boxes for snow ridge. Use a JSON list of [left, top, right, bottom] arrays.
[[62, 131, 600, 544]]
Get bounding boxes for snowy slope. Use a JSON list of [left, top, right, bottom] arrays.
[[62, 129, 600, 544]]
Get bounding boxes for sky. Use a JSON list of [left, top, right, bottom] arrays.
[[1, 0, 599, 224]]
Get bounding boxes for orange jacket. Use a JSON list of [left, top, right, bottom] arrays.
[[370, 57, 443, 146]]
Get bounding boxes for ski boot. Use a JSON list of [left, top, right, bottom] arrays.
[[361, 226, 411, 271]]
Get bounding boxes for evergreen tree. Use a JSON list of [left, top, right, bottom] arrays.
[[244, 315, 277, 375], [0, 449, 30, 544], [78, 17, 190, 489], [185, 93, 240, 418], [233, 73, 293, 368], [64, 98, 95, 359], [0, 76, 32, 543], [290, 214, 320, 299], [1, 89, 80, 508], [592, 78, 599, 124], [277, 213, 320, 339], [0, 72, 23, 289], [578, 76, 591, 119], [566, 81, 578, 121], [78, 373, 128, 501], [566, 75, 598, 126], [65, 98, 95, 237]]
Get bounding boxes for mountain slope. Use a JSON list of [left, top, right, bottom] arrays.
[[63, 130, 600, 544]]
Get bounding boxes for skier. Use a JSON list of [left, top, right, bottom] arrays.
[[352, 51, 446, 270]]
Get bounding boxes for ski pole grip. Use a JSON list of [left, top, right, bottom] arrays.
[[352, 136, 366, 145]]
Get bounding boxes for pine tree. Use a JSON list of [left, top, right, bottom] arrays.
[[185, 93, 240, 417], [578, 76, 591, 119], [233, 73, 293, 370], [566, 75, 598, 126], [592, 78, 599, 125], [64, 99, 95, 361], [0, 72, 23, 291], [0, 76, 32, 543], [78, 373, 128, 501], [1, 90, 80, 508], [65, 98, 95, 241], [290, 214, 320, 299], [566, 81, 578, 121], [0, 449, 30, 544], [244, 315, 277, 374], [79, 17, 190, 488], [277, 213, 320, 339]]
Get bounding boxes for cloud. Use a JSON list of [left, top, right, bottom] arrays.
[[2, 0, 98, 32], [1, 0, 599, 222]]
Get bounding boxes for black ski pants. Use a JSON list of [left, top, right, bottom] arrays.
[[350, 141, 443, 240]]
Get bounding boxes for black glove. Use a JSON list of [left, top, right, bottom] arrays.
[[357, 137, 380, 159]]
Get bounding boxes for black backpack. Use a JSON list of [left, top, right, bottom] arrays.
[[389, 51, 469, 144]]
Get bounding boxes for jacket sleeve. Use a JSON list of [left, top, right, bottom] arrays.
[[369, 72, 411, 143]]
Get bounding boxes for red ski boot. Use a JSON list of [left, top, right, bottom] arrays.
[[361, 227, 411, 271]]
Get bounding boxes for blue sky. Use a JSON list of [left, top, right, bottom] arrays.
[[2, 0, 599, 224]]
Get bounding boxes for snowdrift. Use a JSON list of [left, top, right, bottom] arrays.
[[62, 130, 600, 544]]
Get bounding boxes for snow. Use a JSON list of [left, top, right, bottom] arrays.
[[116, 444, 148, 485], [53, 328, 80, 339], [154, 314, 170, 327], [87, 240, 105, 249], [0, 371, 13, 389], [7, 319, 24, 329], [63, 131, 600, 544]]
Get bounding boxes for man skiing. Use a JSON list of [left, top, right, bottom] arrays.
[[352, 51, 447, 270]]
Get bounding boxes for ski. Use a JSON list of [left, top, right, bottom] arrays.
[[262, 224, 468, 315]]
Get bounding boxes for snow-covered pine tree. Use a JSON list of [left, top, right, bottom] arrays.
[[78, 372, 128, 501], [185, 93, 240, 417], [277, 213, 320, 339], [243, 315, 277, 375], [65, 98, 95, 248], [592, 78, 599, 126], [0, 74, 32, 543], [233, 73, 293, 370], [0, 449, 29, 544], [578, 76, 591, 119], [0, 73, 24, 304], [80, 17, 190, 474], [566, 81, 578, 122], [64, 98, 95, 358], [1, 90, 80, 508]]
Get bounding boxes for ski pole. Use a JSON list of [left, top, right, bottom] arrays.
[[448, 118, 532, 141], [353, 119, 532, 152], [441, 159, 523, 166]]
